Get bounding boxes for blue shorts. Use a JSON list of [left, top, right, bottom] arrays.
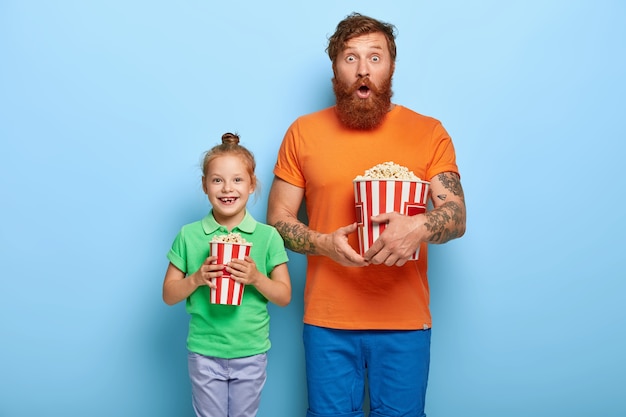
[[303, 324, 431, 417]]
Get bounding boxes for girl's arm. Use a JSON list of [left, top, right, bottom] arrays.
[[162, 257, 221, 305], [227, 259, 291, 307]]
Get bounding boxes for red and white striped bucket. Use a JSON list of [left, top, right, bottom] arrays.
[[353, 179, 430, 260], [209, 241, 252, 305]]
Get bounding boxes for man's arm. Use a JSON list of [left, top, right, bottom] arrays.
[[267, 176, 367, 266], [266, 176, 315, 254], [424, 171, 466, 244], [365, 171, 466, 266]]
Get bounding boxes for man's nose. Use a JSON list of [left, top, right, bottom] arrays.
[[357, 61, 370, 78]]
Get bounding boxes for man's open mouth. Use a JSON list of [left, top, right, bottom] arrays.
[[356, 85, 371, 98]]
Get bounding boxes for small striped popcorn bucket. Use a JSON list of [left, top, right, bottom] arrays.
[[353, 179, 430, 260], [209, 241, 253, 305]]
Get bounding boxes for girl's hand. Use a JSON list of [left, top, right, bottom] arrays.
[[191, 255, 223, 289], [226, 256, 261, 286]]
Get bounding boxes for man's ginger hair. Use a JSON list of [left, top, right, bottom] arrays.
[[326, 13, 398, 65]]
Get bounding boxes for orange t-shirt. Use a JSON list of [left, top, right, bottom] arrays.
[[274, 105, 459, 330]]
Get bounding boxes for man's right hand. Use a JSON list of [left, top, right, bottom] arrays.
[[319, 222, 368, 267]]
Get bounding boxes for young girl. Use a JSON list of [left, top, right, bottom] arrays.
[[162, 133, 291, 417]]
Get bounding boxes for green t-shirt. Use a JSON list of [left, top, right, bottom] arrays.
[[167, 210, 289, 358]]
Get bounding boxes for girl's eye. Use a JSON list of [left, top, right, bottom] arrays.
[[212, 178, 222, 183], [234, 177, 243, 183]]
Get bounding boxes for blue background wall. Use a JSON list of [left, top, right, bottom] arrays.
[[2, 1, 625, 416]]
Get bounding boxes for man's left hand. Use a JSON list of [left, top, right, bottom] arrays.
[[364, 212, 424, 267]]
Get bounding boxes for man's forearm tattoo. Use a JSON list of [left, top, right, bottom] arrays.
[[424, 202, 464, 243], [274, 220, 317, 255], [425, 172, 466, 244]]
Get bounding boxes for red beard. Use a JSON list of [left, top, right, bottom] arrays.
[[333, 75, 393, 130]]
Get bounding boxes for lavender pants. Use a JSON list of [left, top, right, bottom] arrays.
[[188, 351, 267, 417]]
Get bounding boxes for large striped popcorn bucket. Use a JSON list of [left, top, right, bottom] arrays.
[[353, 179, 430, 260], [209, 241, 252, 305]]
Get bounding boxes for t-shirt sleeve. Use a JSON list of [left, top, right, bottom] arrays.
[[273, 120, 306, 188], [426, 122, 460, 180], [266, 228, 289, 274], [166, 230, 188, 274]]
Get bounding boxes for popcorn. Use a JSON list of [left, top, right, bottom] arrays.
[[211, 232, 248, 244], [354, 161, 421, 181]]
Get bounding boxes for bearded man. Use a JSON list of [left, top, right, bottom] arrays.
[[268, 12, 466, 417]]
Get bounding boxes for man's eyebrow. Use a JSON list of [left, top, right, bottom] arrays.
[[343, 44, 384, 53]]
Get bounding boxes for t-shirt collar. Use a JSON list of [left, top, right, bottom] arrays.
[[201, 210, 257, 235]]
